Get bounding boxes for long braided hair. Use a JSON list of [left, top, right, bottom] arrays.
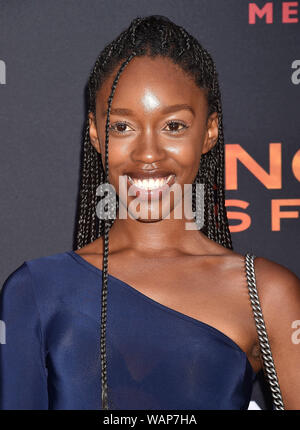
[[74, 15, 233, 409]]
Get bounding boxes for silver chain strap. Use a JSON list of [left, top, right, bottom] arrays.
[[244, 252, 285, 410]]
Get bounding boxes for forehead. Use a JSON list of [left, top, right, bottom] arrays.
[[96, 55, 207, 114]]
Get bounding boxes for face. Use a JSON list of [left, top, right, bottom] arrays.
[[89, 55, 218, 223]]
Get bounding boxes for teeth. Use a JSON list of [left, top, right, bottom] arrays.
[[128, 175, 174, 190]]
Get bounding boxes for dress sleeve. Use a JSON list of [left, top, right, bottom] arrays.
[[0, 262, 48, 409]]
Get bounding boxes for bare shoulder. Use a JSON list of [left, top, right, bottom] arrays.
[[249, 255, 300, 342], [249, 256, 300, 409], [220, 248, 300, 299], [207, 245, 300, 323], [252, 256, 300, 303]]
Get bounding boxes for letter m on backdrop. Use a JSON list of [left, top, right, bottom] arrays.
[[249, 2, 273, 24]]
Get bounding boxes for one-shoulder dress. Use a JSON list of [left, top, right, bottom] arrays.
[[0, 250, 257, 410]]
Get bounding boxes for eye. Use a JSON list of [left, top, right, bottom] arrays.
[[109, 121, 134, 135], [163, 120, 189, 134]]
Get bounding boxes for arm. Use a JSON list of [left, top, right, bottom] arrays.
[[0, 262, 48, 410], [254, 257, 300, 410]]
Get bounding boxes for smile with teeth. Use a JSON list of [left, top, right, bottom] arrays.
[[127, 174, 175, 190]]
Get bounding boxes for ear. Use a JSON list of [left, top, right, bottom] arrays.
[[202, 111, 219, 154], [88, 112, 101, 154]]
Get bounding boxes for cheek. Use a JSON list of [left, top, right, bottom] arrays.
[[174, 142, 200, 163], [99, 133, 129, 164], [102, 142, 129, 191], [106, 141, 130, 166], [170, 137, 203, 175]]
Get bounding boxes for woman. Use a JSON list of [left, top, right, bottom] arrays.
[[1, 15, 300, 410]]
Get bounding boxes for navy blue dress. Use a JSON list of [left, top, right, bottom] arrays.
[[0, 251, 256, 410]]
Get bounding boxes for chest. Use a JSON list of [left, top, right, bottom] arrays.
[[106, 255, 256, 356]]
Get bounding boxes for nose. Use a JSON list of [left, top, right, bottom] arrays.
[[131, 126, 166, 164]]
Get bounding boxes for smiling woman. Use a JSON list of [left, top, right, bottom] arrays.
[[1, 14, 300, 411], [89, 54, 215, 222]]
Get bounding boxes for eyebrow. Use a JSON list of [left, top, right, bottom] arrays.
[[101, 104, 195, 117]]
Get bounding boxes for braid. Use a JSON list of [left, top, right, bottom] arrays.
[[100, 53, 137, 409], [74, 14, 233, 409]]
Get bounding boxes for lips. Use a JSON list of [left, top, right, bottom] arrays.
[[128, 174, 174, 190], [125, 169, 175, 180], [125, 171, 176, 202]]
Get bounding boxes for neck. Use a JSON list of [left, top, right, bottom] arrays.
[[106, 208, 210, 257]]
